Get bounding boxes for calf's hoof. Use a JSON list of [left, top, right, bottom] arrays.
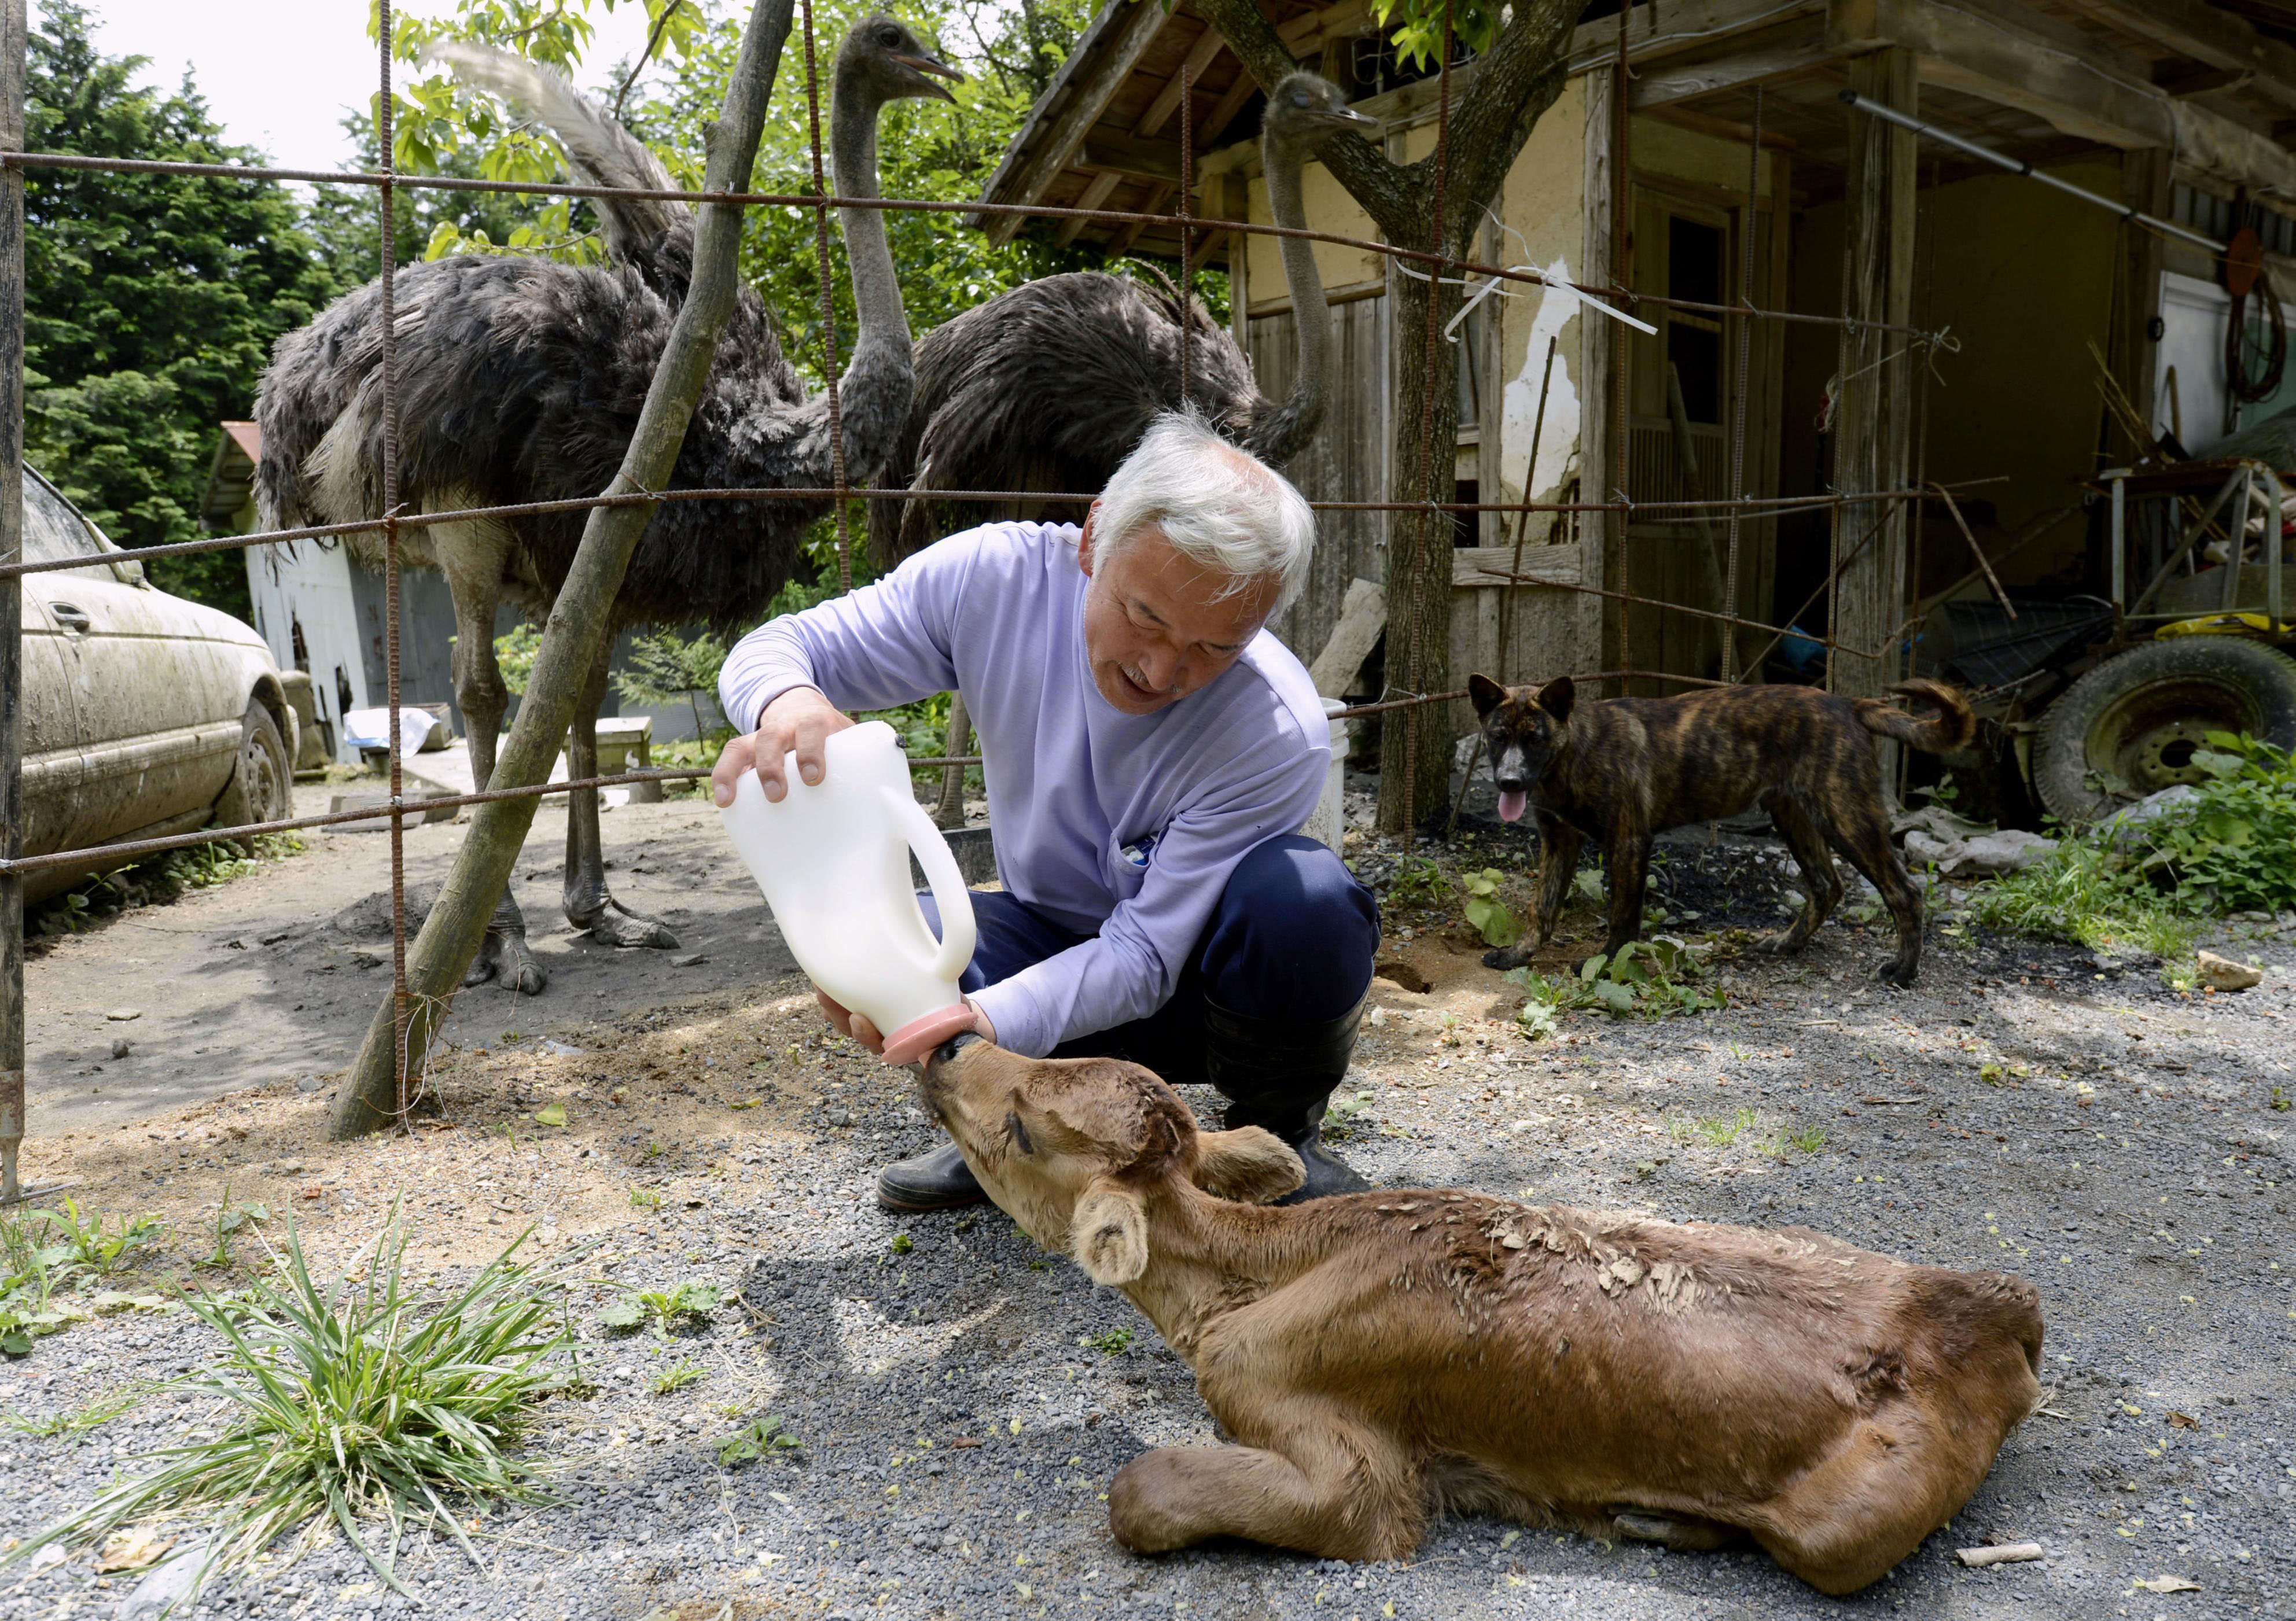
[[1480, 944, 1533, 971], [1751, 927, 1805, 956], [1876, 958, 1919, 988]]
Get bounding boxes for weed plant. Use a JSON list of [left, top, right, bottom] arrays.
[[1, 1213, 587, 1602], [1967, 732, 2296, 964], [1, 1201, 169, 1355]]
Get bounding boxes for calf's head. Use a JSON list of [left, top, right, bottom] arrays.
[[1467, 673, 1574, 823], [919, 1034, 1304, 1284]]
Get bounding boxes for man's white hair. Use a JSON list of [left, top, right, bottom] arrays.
[[1091, 410, 1316, 615]]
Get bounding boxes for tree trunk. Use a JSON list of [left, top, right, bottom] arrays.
[[1376, 250, 1464, 834], [330, 0, 800, 1139]]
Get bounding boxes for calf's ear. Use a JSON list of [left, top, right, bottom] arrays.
[[1070, 1178, 1151, 1285], [1192, 1126, 1305, 1204], [1467, 673, 1507, 718]]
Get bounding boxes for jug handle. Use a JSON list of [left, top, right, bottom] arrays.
[[884, 786, 978, 985]]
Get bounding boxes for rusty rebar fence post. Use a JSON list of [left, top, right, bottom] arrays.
[[377, 0, 414, 1126], [0, 0, 24, 1203], [1179, 65, 1194, 404], [801, 0, 853, 596], [1722, 85, 1760, 682]]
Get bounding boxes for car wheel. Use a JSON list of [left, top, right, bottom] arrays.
[[214, 701, 293, 832], [2033, 638, 2296, 824]]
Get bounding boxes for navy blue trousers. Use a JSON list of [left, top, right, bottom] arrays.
[[919, 834, 1380, 1080]]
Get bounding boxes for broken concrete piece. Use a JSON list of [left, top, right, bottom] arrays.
[[1955, 1542, 2044, 1568], [1904, 828, 2058, 877], [2196, 950, 2262, 991], [104, 1008, 141, 1022]]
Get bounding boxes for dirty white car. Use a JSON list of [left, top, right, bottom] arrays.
[[17, 466, 303, 902]]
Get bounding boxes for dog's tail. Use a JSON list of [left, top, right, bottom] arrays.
[[1855, 679, 1974, 754]]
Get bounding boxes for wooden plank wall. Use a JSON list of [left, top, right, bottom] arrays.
[[1249, 297, 1390, 681]]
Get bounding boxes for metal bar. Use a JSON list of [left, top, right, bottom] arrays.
[[0, 0, 23, 1204], [2223, 467, 2253, 614], [2110, 470, 2126, 620], [1179, 64, 1193, 406], [1723, 84, 1760, 681], [1838, 90, 2223, 256], [378, 0, 413, 1130], [0, 150, 1945, 339], [800, 0, 852, 596], [2271, 470, 2285, 629], [1473, 565, 1893, 660], [2131, 467, 2244, 614], [0, 484, 1979, 581], [1928, 482, 2015, 618]]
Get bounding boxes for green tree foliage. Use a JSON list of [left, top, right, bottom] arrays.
[[384, 0, 1099, 388], [22, 3, 344, 618]]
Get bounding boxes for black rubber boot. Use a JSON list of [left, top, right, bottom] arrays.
[[875, 1141, 987, 1213], [1205, 1000, 1371, 1204]]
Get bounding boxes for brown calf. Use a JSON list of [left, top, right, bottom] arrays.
[[920, 1035, 2043, 1595]]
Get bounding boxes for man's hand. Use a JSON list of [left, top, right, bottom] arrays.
[[712, 687, 854, 806], [818, 992, 996, 1058]]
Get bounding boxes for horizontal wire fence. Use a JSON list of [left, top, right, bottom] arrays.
[[0, 0, 1955, 1174]]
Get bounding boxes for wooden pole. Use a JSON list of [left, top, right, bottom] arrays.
[[1832, 46, 1917, 703], [0, 0, 24, 1202], [332, 0, 801, 1137]]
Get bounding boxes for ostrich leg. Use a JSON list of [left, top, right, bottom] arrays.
[[564, 636, 680, 948], [932, 691, 970, 830], [439, 528, 546, 995]]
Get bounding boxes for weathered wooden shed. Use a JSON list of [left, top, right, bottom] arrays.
[[977, 0, 2296, 727]]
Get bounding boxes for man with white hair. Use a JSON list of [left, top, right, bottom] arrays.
[[713, 412, 1379, 1209]]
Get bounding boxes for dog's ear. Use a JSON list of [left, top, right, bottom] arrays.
[[1537, 675, 1576, 724], [1069, 1178, 1150, 1285], [1191, 1126, 1305, 1205], [1467, 673, 1508, 719]]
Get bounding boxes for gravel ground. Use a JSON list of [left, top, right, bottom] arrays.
[[3, 787, 2291, 1621]]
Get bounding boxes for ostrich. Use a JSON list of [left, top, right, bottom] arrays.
[[866, 72, 1377, 822], [256, 15, 959, 994], [866, 72, 1379, 564]]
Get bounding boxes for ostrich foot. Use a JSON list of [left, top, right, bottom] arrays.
[[572, 894, 680, 951], [466, 925, 549, 994]]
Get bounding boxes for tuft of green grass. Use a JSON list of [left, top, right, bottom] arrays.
[[1786, 1125, 1827, 1155], [650, 1359, 705, 1395], [1670, 1107, 1759, 1148], [627, 1185, 665, 1211], [0, 1211, 584, 1604], [36, 1197, 165, 1277], [1081, 1327, 1134, 1355], [2, 1381, 157, 1440]]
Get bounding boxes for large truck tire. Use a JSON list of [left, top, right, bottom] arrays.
[[2033, 638, 2296, 824]]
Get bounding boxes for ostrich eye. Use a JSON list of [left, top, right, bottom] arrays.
[[879, 26, 901, 45], [1290, 91, 1312, 107]]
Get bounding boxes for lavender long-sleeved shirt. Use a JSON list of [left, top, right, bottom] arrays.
[[719, 521, 1329, 1058]]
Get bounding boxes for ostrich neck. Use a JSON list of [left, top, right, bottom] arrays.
[[1254, 134, 1331, 463], [831, 92, 909, 358]]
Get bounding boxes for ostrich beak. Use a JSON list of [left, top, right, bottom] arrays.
[[1334, 106, 1382, 137], [894, 52, 965, 101]]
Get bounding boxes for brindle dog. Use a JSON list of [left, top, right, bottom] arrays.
[[1467, 674, 1974, 986]]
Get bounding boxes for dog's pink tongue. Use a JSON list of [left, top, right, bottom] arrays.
[[1496, 789, 1528, 823]]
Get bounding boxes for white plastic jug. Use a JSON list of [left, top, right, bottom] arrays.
[[717, 720, 978, 1063]]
